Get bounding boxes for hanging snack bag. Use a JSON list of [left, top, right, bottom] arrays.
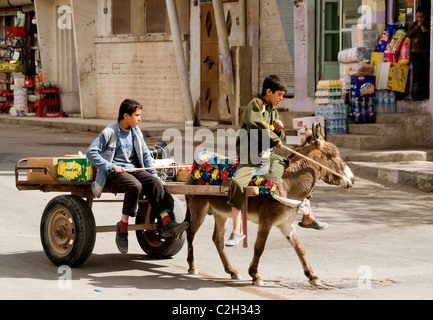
[[385, 29, 406, 55], [398, 38, 411, 64], [375, 24, 398, 52]]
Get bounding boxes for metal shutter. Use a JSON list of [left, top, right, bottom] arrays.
[[146, 0, 167, 34], [112, 0, 132, 35], [260, 0, 295, 94]]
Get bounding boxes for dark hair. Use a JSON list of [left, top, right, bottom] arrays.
[[416, 5, 429, 18], [118, 99, 143, 121], [261, 75, 287, 96]]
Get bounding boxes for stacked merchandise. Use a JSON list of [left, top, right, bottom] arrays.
[[0, 27, 26, 74], [9, 73, 27, 116], [35, 82, 63, 117], [371, 24, 410, 113], [315, 80, 346, 136], [0, 25, 26, 115], [339, 47, 375, 91], [0, 75, 12, 113]]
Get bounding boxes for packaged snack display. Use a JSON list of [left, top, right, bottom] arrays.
[[350, 76, 376, 98], [346, 63, 375, 77], [398, 38, 411, 64], [375, 24, 398, 52], [385, 29, 406, 55], [386, 62, 410, 93], [337, 47, 372, 63], [384, 52, 397, 62]]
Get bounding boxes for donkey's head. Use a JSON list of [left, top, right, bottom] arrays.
[[287, 123, 354, 190]]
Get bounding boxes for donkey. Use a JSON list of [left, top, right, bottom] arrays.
[[185, 124, 355, 286]]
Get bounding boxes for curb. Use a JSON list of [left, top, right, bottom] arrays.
[[348, 161, 433, 193]]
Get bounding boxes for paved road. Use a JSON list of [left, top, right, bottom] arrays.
[[1, 123, 433, 302]]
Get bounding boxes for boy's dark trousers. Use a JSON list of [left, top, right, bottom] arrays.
[[106, 171, 174, 218], [411, 52, 430, 100]]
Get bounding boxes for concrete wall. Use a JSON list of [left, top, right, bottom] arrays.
[[94, 40, 184, 122], [71, 0, 97, 118], [93, 0, 189, 122]]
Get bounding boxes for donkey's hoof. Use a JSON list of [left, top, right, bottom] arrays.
[[252, 279, 264, 286], [309, 277, 322, 286], [231, 273, 242, 280], [188, 269, 199, 275]]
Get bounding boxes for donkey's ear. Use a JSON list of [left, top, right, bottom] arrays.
[[312, 122, 324, 146], [304, 127, 314, 143]]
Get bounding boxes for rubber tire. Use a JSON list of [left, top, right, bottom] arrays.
[[40, 195, 96, 267], [135, 194, 186, 258]]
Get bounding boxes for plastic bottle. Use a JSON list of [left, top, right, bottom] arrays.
[[389, 90, 396, 113], [360, 98, 368, 123], [358, 98, 364, 123], [352, 97, 360, 124], [350, 97, 355, 123], [383, 90, 390, 114], [346, 101, 351, 124], [367, 98, 375, 123], [377, 90, 382, 113]]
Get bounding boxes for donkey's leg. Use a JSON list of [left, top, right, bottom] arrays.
[[212, 214, 241, 279], [186, 196, 208, 275], [248, 222, 272, 286], [278, 222, 322, 286]]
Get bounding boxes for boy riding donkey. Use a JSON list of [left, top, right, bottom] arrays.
[[225, 75, 327, 247]]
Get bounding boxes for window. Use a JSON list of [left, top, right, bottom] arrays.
[[146, 0, 167, 34], [341, 0, 363, 50], [319, 0, 363, 80], [112, 0, 132, 35]]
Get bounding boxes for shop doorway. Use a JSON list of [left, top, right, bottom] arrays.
[[316, 0, 363, 80], [200, 3, 219, 121]]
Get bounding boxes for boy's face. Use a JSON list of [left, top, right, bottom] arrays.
[[124, 109, 142, 128], [417, 12, 425, 25], [265, 89, 285, 107]]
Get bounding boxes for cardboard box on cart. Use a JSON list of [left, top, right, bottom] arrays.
[[57, 157, 93, 182], [27, 157, 59, 182]]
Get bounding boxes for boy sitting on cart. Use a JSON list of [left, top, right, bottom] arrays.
[[86, 99, 189, 254]]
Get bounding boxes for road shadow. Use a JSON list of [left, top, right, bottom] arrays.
[[0, 250, 254, 292]]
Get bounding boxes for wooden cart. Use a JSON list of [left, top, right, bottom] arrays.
[[15, 158, 259, 267]]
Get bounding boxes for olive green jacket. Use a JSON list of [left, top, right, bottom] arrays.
[[406, 23, 430, 54], [237, 97, 285, 164]]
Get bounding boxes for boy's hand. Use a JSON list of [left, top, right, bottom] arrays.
[[275, 141, 283, 149], [273, 119, 284, 133], [112, 166, 124, 174]]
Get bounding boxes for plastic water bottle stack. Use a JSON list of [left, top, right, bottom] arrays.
[[374, 90, 397, 114], [315, 80, 346, 135]]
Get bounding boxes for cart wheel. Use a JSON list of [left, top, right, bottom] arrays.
[[40, 195, 96, 267], [135, 194, 186, 258]]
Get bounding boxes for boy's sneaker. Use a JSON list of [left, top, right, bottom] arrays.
[[115, 222, 128, 254], [161, 220, 189, 238], [225, 233, 246, 247]]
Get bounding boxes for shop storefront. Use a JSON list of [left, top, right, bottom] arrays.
[[0, 2, 43, 117], [292, 0, 432, 147]]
